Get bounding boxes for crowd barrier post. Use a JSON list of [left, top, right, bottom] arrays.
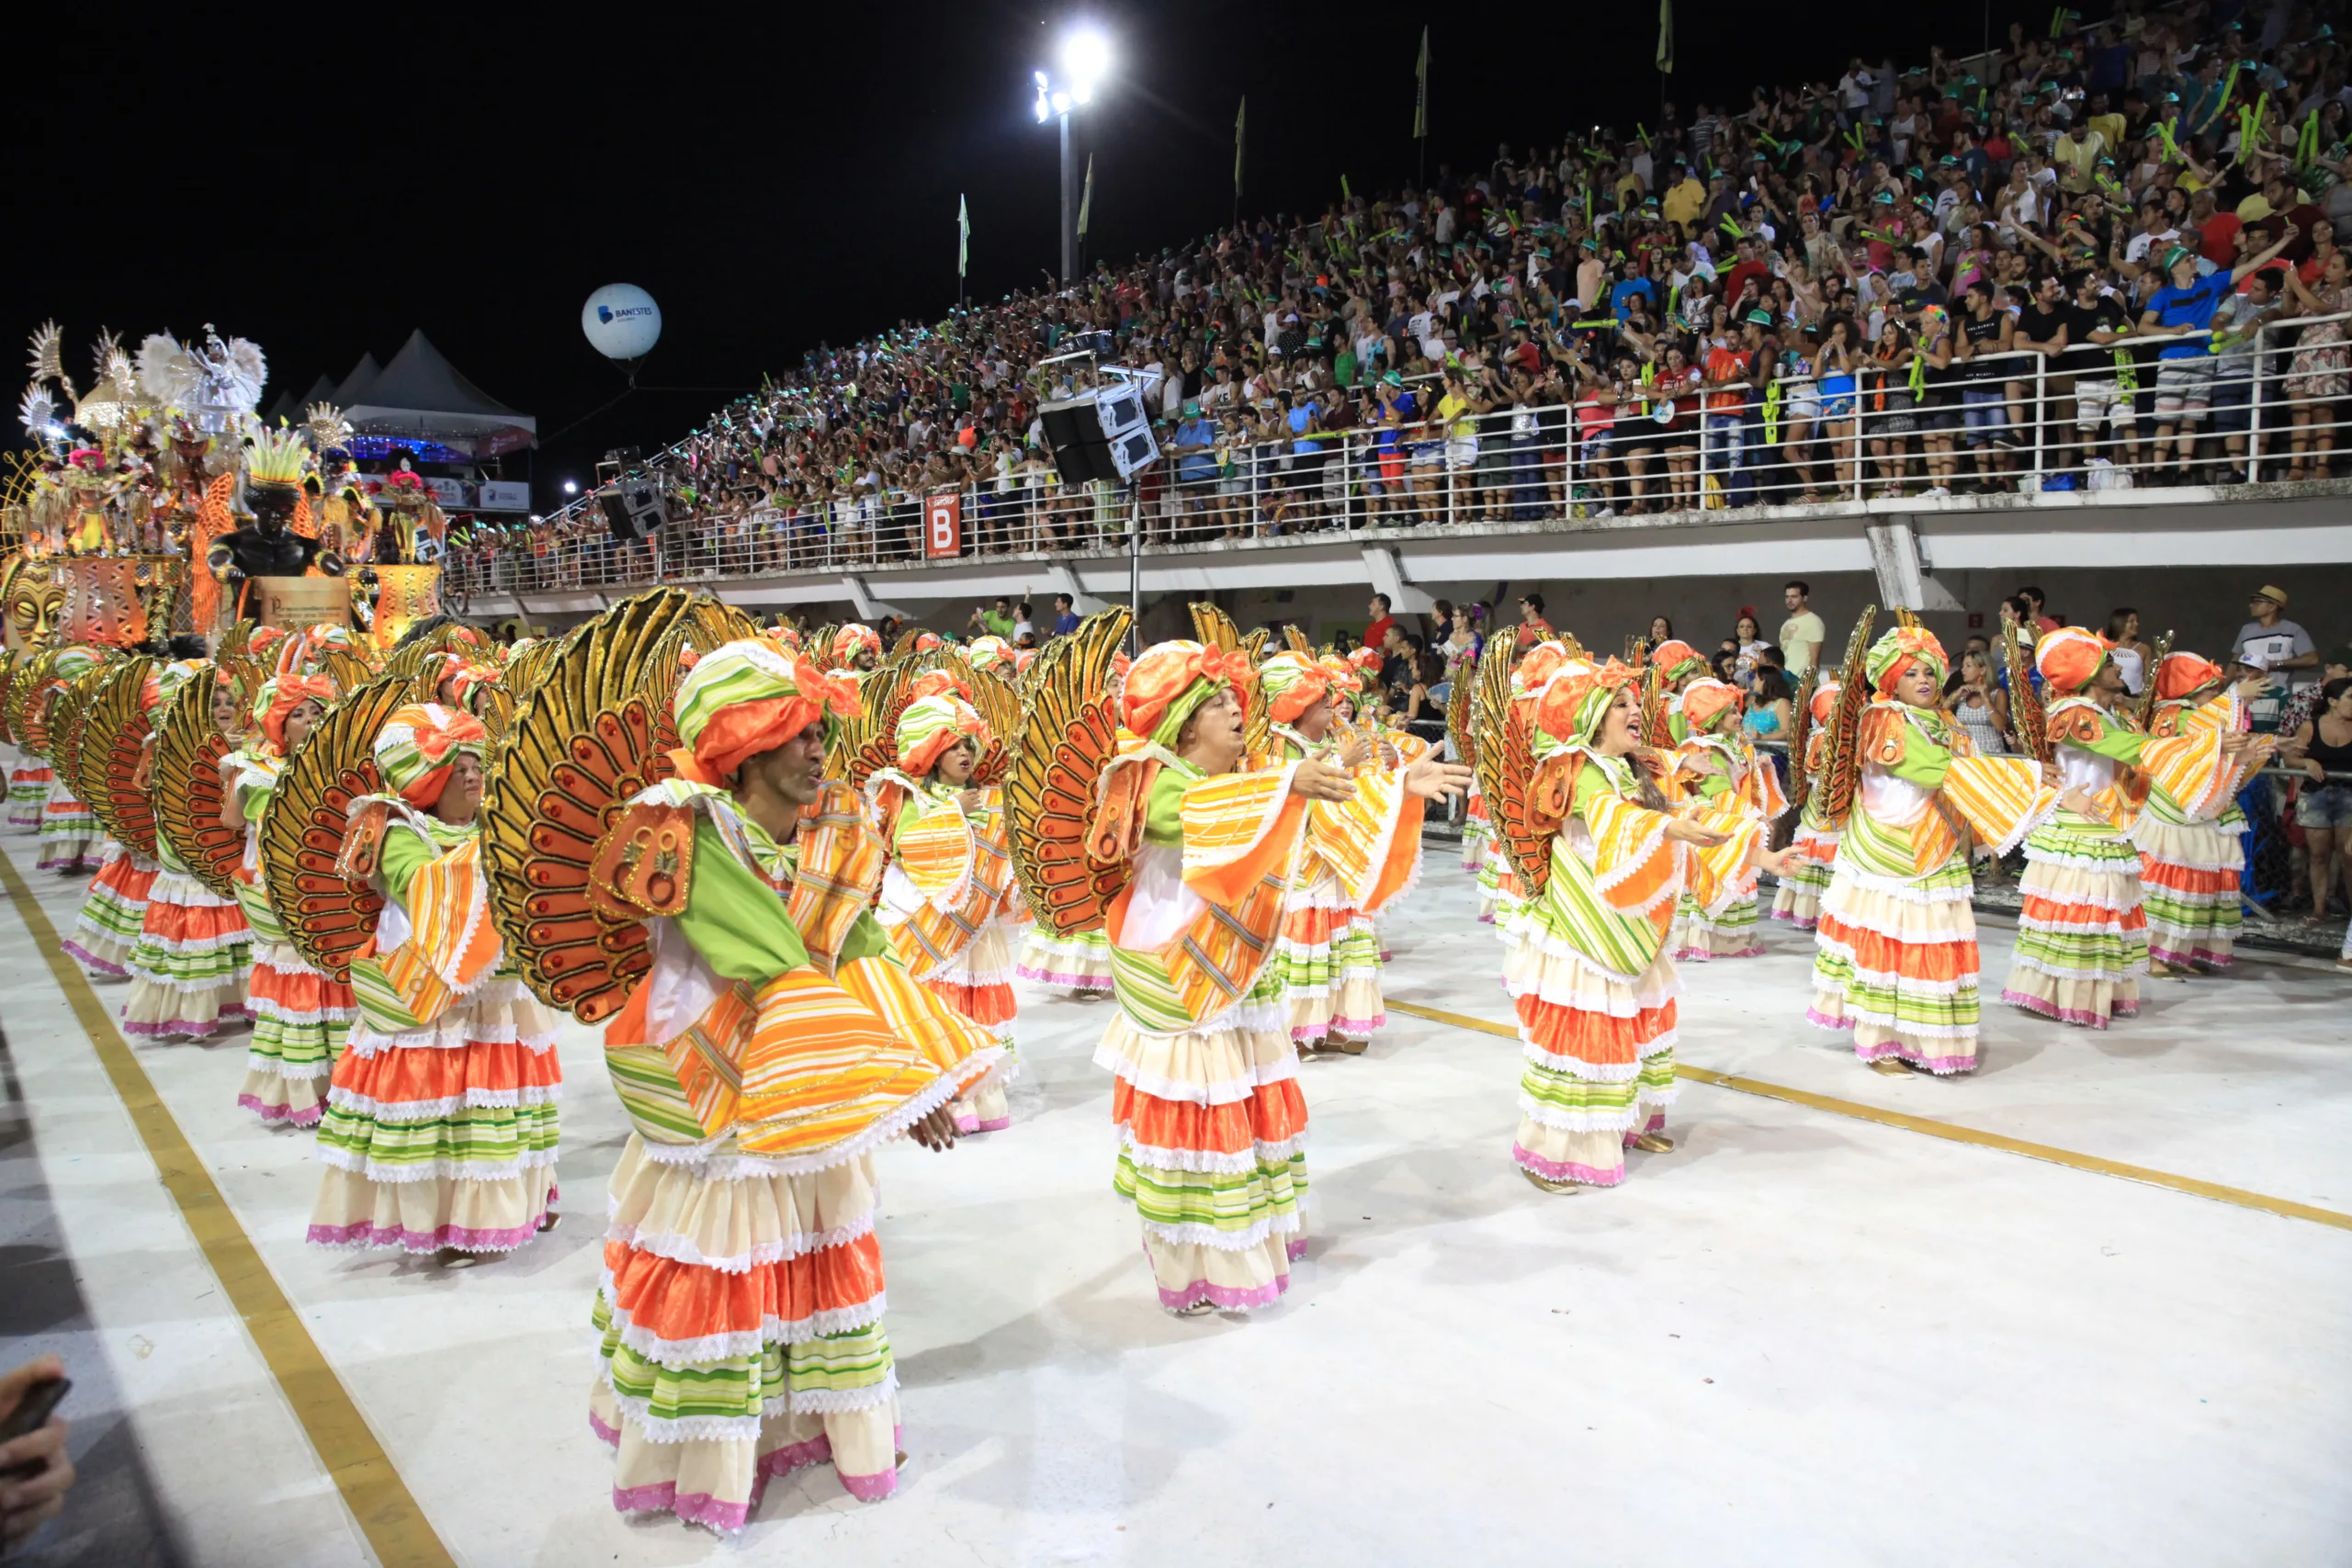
[[2032, 356, 2047, 481], [2248, 321, 2267, 485]]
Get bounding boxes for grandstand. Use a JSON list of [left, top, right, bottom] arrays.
[[448, 1, 2352, 651]]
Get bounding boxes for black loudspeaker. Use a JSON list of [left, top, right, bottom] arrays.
[[1040, 385, 1160, 485], [599, 477, 667, 541]]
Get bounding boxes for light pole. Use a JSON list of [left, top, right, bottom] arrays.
[[1034, 25, 1110, 288]]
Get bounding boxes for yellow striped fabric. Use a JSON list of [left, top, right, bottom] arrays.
[[784, 782, 886, 977], [1940, 755, 2059, 852], [349, 833, 501, 1033]]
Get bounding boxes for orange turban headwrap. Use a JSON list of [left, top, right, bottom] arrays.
[[2154, 650, 2226, 701], [1122, 640, 1250, 746], [2035, 626, 2112, 694], [671, 641, 859, 785], [257, 673, 338, 753], [1680, 678, 1742, 733], [373, 704, 488, 809], [1651, 638, 1706, 683]]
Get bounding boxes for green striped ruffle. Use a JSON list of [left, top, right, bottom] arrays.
[[2143, 887, 2239, 935], [1270, 920, 1379, 991], [1517, 1052, 1675, 1130], [1813, 950, 1980, 1032], [2012, 922, 2145, 974], [314, 1100, 559, 1178], [1114, 1148, 1306, 1243], [594, 1293, 893, 1427], [235, 880, 289, 946], [126, 934, 250, 987], [250, 1011, 349, 1074], [605, 1041, 714, 1145], [77, 886, 149, 942]]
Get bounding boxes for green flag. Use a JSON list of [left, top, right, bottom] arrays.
[[1414, 25, 1430, 139], [1657, 0, 1673, 73], [1077, 154, 1094, 239], [1235, 96, 1247, 198]]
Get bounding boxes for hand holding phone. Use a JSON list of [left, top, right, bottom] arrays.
[[0, 1359, 73, 1551]]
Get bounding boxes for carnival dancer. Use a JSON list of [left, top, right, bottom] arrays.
[[865, 672, 1023, 1133], [828, 623, 883, 682], [1477, 641, 1568, 932], [37, 649, 105, 874], [2002, 629, 2258, 1026], [122, 670, 254, 1040], [1089, 641, 1464, 1310], [1668, 679, 1789, 960], [308, 703, 562, 1256], [584, 639, 1003, 1526], [2134, 652, 2261, 973], [1649, 637, 1710, 743], [1260, 651, 1393, 1055], [226, 671, 356, 1125], [1808, 627, 2058, 1075], [62, 661, 183, 979], [1769, 678, 1844, 931], [1501, 655, 1782, 1190]]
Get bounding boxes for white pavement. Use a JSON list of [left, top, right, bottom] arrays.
[[2, 831, 2347, 1566]]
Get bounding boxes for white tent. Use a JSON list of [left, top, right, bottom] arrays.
[[341, 331, 536, 457]]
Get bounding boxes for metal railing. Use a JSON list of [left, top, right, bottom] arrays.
[[445, 311, 2352, 599]]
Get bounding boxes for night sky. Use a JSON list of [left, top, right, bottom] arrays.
[[14, 3, 2034, 512]]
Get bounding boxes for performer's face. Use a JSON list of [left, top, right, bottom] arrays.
[[1179, 688, 1246, 773], [935, 737, 978, 785], [1895, 662, 1940, 707], [1597, 685, 1640, 754], [436, 753, 483, 825], [211, 688, 243, 734], [743, 721, 827, 807], [1293, 693, 1333, 741], [284, 699, 324, 750]]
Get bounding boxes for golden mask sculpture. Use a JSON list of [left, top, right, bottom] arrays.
[[2, 557, 66, 650]]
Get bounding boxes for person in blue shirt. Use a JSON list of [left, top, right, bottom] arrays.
[[1171, 399, 1219, 492], [1611, 273, 1656, 321], [2140, 226, 2299, 483], [1050, 592, 1080, 637]]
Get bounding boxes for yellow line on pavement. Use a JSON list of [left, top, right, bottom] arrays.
[[0, 849, 458, 1567], [1388, 998, 2352, 1233]]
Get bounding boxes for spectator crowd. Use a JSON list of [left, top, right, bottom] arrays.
[[447, 0, 2352, 597]]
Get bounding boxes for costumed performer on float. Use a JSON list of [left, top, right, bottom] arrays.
[[1090, 641, 1465, 1311], [122, 666, 254, 1040], [2002, 628, 2257, 1029], [1807, 626, 2058, 1076], [1503, 653, 1786, 1192], [225, 668, 356, 1125], [308, 703, 562, 1256], [585, 639, 1003, 1527], [865, 671, 1023, 1133], [1667, 677, 1788, 961], [1768, 677, 1843, 931], [2134, 651, 2263, 974], [828, 624, 883, 683]]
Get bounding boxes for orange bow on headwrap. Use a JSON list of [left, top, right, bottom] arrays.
[[1808, 679, 1842, 725], [1347, 645, 1384, 679], [1531, 657, 1637, 754], [1261, 652, 1334, 724], [1680, 678, 1742, 733], [2034, 626, 2112, 694], [2154, 650, 2225, 701], [1122, 640, 1251, 745]]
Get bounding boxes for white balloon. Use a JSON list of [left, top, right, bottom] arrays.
[[582, 284, 662, 361]]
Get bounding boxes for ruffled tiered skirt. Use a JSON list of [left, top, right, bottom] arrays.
[[1809, 856, 1982, 1074], [308, 976, 561, 1252], [240, 940, 356, 1126], [1016, 925, 1114, 994], [1461, 790, 1492, 874], [1270, 875, 1384, 1043], [2004, 812, 2146, 1029], [921, 920, 1018, 1134], [1504, 921, 1678, 1187], [121, 869, 251, 1039], [2132, 807, 2245, 967], [4, 762, 48, 831], [1769, 822, 1840, 930], [1098, 978, 1308, 1313], [590, 1134, 902, 1532], [64, 844, 157, 979], [1670, 890, 1762, 960], [1478, 853, 1523, 930], [38, 779, 99, 873]]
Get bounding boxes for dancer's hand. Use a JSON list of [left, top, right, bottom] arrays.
[[0, 1356, 73, 1553], [1404, 758, 1473, 800], [1292, 759, 1360, 801], [1663, 818, 1729, 847], [907, 1105, 959, 1152], [1755, 842, 1796, 876], [1336, 734, 1376, 769]]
